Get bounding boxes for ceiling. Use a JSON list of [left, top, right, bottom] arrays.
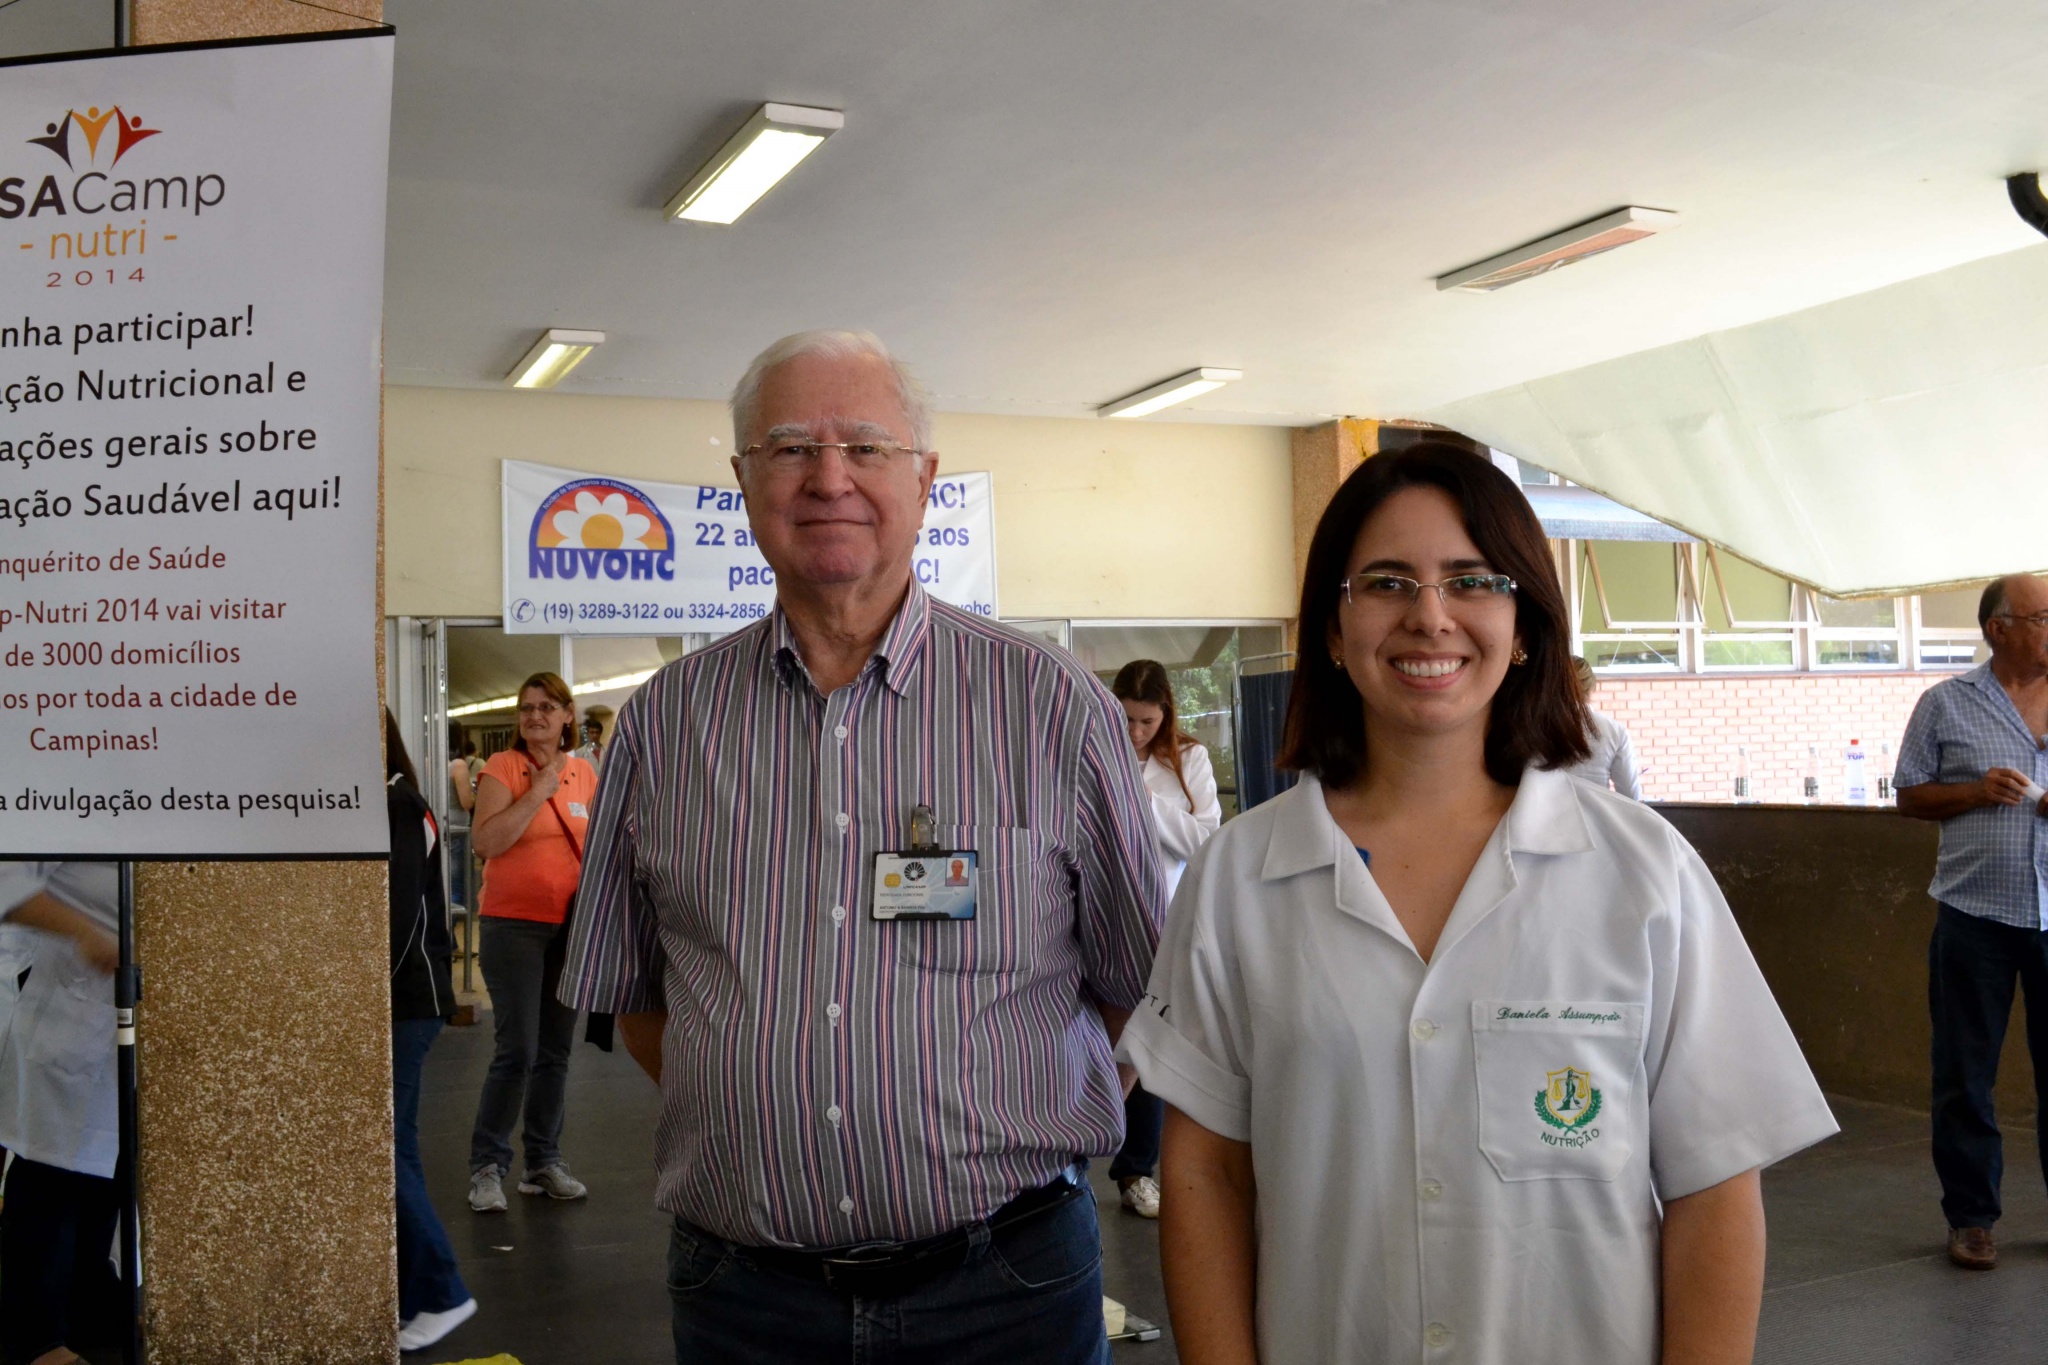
[[361, 0, 2047, 424]]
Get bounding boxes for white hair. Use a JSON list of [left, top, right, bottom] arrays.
[[729, 330, 933, 454]]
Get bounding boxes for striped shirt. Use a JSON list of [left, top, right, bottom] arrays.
[[557, 582, 1165, 1247], [1896, 663, 2048, 928]]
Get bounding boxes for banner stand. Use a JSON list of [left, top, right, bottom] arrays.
[[116, 859, 142, 1365]]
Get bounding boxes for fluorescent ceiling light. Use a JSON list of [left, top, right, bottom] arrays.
[[1436, 207, 1680, 292], [449, 668, 659, 719], [666, 103, 844, 225], [506, 328, 605, 389], [1099, 367, 1243, 420]]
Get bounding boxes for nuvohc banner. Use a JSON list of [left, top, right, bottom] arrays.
[[501, 459, 998, 635], [0, 31, 393, 856]]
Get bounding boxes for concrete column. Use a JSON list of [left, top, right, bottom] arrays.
[[1290, 418, 1376, 592], [128, 2, 392, 1362]]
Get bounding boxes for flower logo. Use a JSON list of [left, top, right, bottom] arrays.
[[551, 490, 653, 551]]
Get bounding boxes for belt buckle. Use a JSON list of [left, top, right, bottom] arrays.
[[822, 1240, 908, 1288]]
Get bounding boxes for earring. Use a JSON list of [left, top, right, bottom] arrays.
[[1510, 646, 1529, 665], [1329, 650, 1346, 668]]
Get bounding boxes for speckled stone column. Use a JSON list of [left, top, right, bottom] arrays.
[[1291, 417, 1375, 588], [128, 3, 393, 1363]]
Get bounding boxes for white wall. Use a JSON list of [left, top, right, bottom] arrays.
[[385, 386, 1297, 621]]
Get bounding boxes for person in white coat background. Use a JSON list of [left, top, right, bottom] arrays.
[[1122, 443, 1836, 1365], [0, 862, 122, 1365], [1564, 654, 1644, 798], [1108, 659, 1221, 1220]]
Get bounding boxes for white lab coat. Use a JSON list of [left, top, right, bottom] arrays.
[[1122, 767, 1835, 1365], [0, 862, 119, 1178], [1562, 708, 1642, 799], [1140, 741, 1221, 898]]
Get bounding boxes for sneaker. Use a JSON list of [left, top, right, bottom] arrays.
[[398, 1297, 477, 1352], [1118, 1175, 1161, 1219], [468, 1165, 508, 1213], [517, 1162, 588, 1200]]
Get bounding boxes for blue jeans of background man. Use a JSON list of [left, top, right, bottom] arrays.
[[1109, 1084, 1163, 1183], [667, 1182, 1109, 1365], [394, 1017, 470, 1319], [470, 915, 578, 1175], [1929, 902, 2048, 1228]]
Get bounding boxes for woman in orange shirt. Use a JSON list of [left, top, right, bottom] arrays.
[[465, 672, 599, 1214]]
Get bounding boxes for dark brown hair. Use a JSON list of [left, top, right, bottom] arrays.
[[384, 707, 419, 788], [512, 671, 577, 755], [1112, 659, 1194, 805], [1279, 441, 1590, 788]]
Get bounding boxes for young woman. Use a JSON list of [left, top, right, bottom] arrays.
[[467, 672, 599, 1213], [1108, 659, 1222, 1219], [384, 710, 477, 1352], [1121, 443, 1837, 1364]]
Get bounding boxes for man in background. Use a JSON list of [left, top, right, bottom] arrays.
[[559, 330, 1163, 1363], [1897, 573, 2048, 1271]]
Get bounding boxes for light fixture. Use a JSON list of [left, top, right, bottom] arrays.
[[448, 668, 660, 719], [1435, 207, 1679, 292], [506, 329, 605, 389], [1098, 367, 1243, 420], [666, 103, 844, 225]]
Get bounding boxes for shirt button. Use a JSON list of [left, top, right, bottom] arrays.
[[826, 1003, 842, 1020], [1411, 1019, 1438, 1041], [1425, 1323, 1453, 1349], [836, 812, 850, 829], [832, 905, 847, 924], [835, 725, 849, 740], [838, 1196, 854, 1214], [827, 1105, 842, 1123], [1419, 1179, 1442, 1202]]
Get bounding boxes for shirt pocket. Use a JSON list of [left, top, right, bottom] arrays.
[[894, 824, 1057, 979], [1471, 1001, 1646, 1183]]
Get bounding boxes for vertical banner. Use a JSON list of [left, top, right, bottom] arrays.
[[0, 32, 393, 856], [502, 459, 999, 634]]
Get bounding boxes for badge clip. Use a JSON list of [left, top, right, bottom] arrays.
[[907, 803, 942, 856]]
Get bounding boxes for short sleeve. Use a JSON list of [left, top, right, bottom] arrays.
[[481, 748, 527, 794], [1894, 686, 1945, 789], [1118, 841, 1254, 1142], [557, 695, 663, 1014], [1644, 836, 1839, 1199]]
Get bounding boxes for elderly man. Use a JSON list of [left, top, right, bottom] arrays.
[[558, 331, 1164, 1363], [1897, 573, 2048, 1271]]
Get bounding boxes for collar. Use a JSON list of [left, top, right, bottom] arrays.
[[1964, 662, 2044, 744], [1258, 762, 1593, 884], [769, 580, 931, 698]]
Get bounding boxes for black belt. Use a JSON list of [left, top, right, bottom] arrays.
[[740, 1170, 1085, 1299]]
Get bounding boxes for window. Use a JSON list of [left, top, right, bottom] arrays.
[[1916, 588, 1988, 669], [1576, 541, 1684, 672], [1809, 593, 1901, 668], [1700, 547, 1796, 670]]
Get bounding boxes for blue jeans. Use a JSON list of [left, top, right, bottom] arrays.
[[1109, 1084, 1163, 1182], [1929, 903, 2048, 1228], [667, 1184, 1109, 1365], [394, 1017, 470, 1319]]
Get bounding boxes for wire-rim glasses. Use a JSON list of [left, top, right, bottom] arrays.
[[740, 440, 923, 474], [1340, 571, 1518, 608]]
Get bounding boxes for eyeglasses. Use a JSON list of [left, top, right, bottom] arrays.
[[1340, 572, 1518, 608], [739, 441, 922, 474], [517, 703, 566, 717], [1995, 612, 2048, 629]]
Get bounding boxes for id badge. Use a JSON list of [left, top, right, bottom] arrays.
[[871, 851, 978, 921]]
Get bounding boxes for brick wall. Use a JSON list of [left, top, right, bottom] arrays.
[[1591, 671, 1954, 804]]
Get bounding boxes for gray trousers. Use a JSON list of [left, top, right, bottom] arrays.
[[469, 915, 577, 1175]]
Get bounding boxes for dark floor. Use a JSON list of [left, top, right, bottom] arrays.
[[409, 1017, 2048, 1365]]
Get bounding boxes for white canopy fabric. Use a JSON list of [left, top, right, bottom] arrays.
[[1427, 242, 2048, 597]]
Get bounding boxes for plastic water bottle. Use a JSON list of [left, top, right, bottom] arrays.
[[1877, 742, 1893, 803], [1843, 739, 1869, 805], [1733, 746, 1753, 803], [1804, 746, 1821, 803]]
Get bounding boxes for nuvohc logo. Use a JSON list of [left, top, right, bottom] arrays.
[[527, 478, 677, 583]]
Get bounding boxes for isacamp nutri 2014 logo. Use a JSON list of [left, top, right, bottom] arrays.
[[2, 102, 226, 227]]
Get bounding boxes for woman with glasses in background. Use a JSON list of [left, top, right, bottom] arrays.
[[1120, 443, 1837, 1365], [1107, 659, 1222, 1220], [466, 671, 598, 1215]]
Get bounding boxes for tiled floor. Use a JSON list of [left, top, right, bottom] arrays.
[[407, 1016, 2048, 1364]]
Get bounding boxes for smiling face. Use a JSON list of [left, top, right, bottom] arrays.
[[1120, 698, 1165, 755], [734, 350, 936, 594], [516, 685, 570, 755], [1330, 484, 1521, 747]]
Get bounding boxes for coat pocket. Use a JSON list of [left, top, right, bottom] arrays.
[[1471, 1001, 1645, 1182]]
